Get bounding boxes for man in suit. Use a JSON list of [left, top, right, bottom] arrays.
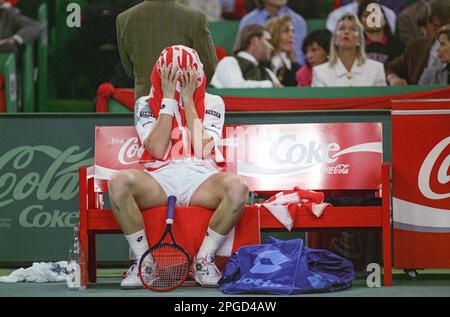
[[398, 0, 431, 46], [116, 0, 217, 100], [0, 0, 44, 55], [386, 0, 450, 85], [210, 24, 282, 88]]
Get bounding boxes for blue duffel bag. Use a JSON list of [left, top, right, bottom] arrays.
[[219, 237, 355, 295]]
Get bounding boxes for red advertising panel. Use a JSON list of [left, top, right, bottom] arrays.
[[222, 123, 382, 191], [95, 123, 383, 192], [392, 100, 450, 268]]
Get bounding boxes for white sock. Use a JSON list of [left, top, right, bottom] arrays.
[[197, 227, 227, 261], [125, 229, 149, 260]]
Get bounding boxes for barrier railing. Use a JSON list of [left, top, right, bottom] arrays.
[[38, 3, 49, 112], [95, 84, 450, 113], [21, 43, 34, 112]]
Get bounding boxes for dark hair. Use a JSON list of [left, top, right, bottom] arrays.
[[233, 24, 266, 54], [302, 29, 332, 55], [430, 0, 450, 25], [357, 0, 392, 37], [437, 24, 450, 40]]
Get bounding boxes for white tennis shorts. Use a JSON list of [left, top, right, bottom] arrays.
[[145, 159, 219, 206]]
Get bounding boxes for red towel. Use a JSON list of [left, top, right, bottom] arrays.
[[258, 187, 330, 231]]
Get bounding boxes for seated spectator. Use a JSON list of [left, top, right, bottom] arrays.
[[210, 24, 282, 88], [180, 0, 222, 21], [238, 0, 307, 65], [312, 13, 387, 87], [337, 0, 406, 15], [358, 0, 403, 64], [296, 29, 332, 87], [0, 0, 44, 56], [266, 15, 300, 86], [386, 0, 450, 85], [221, 0, 249, 20], [419, 24, 450, 85], [398, 0, 431, 45], [326, 0, 397, 35]]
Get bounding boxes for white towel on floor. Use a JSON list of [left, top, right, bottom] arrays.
[[0, 261, 68, 283]]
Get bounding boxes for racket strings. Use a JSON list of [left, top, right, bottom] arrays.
[[140, 245, 189, 290]]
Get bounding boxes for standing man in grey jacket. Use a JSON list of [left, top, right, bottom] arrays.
[[116, 0, 217, 100]]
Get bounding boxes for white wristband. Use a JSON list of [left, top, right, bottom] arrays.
[[159, 98, 176, 117]]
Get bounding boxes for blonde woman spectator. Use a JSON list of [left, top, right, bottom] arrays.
[[238, 0, 307, 65], [266, 15, 300, 86], [419, 25, 450, 85], [312, 13, 386, 87]]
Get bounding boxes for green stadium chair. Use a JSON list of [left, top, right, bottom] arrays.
[[0, 53, 18, 112], [306, 19, 327, 32], [208, 21, 240, 56]]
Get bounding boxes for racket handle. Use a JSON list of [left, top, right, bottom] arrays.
[[166, 195, 177, 224]]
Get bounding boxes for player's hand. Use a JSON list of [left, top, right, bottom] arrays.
[[180, 66, 197, 103], [161, 63, 179, 99]]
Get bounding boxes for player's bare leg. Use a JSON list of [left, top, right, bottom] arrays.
[[108, 169, 168, 289], [109, 169, 167, 233], [189, 172, 249, 286]]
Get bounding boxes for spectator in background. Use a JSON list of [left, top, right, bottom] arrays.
[[238, 0, 307, 65], [312, 13, 386, 87], [266, 15, 300, 86], [179, 0, 222, 21], [210, 24, 282, 88], [337, 0, 406, 15], [0, 0, 44, 56], [419, 25, 450, 85], [117, 0, 217, 100], [386, 0, 450, 85], [245, 0, 328, 19], [221, 0, 249, 20], [358, 0, 403, 64], [398, 0, 431, 45], [296, 29, 332, 87], [326, 0, 397, 35]]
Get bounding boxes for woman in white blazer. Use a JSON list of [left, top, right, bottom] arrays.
[[312, 13, 387, 87]]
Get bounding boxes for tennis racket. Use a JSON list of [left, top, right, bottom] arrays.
[[138, 195, 190, 291]]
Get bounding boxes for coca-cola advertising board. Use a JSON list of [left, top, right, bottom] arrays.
[[95, 123, 383, 192], [392, 100, 450, 268], [0, 115, 133, 262]]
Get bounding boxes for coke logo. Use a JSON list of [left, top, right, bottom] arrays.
[[19, 205, 78, 228], [321, 164, 350, 175], [117, 137, 143, 165], [418, 136, 450, 200]]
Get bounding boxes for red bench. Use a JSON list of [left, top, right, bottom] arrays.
[[79, 122, 392, 287]]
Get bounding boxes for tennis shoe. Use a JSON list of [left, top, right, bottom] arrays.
[[120, 260, 146, 289], [191, 255, 222, 287]]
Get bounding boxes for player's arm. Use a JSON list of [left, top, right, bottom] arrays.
[[144, 64, 180, 159], [181, 67, 216, 159]]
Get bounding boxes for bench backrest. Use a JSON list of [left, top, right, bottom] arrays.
[[94, 123, 383, 193]]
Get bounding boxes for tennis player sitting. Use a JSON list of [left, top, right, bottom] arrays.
[[108, 45, 249, 289]]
